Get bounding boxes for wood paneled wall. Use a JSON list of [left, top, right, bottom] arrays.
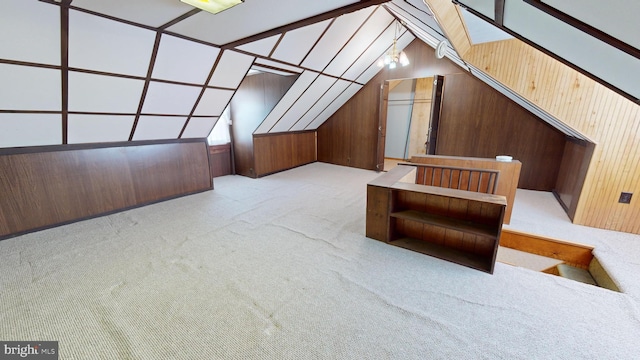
[[209, 143, 232, 178], [465, 39, 640, 233], [230, 72, 298, 178], [0, 140, 212, 240], [436, 73, 566, 190], [318, 40, 463, 170], [253, 131, 316, 177]]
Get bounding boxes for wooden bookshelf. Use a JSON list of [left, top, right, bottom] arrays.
[[366, 165, 507, 273]]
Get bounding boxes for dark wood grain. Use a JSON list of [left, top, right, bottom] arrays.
[[436, 73, 566, 191], [553, 139, 595, 220], [230, 72, 298, 177], [317, 39, 466, 171], [253, 131, 316, 177], [209, 143, 232, 177], [0, 140, 212, 239]]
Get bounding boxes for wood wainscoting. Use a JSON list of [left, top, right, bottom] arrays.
[[0, 139, 212, 240], [253, 131, 316, 177], [209, 143, 233, 177]]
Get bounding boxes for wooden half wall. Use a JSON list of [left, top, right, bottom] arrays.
[[0, 139, 212, 240], [253, 131, 316, 177]]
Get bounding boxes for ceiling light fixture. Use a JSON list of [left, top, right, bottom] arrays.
[[377, 20, 410, 69], [180, 0, 244, 14]]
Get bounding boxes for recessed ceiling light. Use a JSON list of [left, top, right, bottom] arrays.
[[180, 0, 244, 14]]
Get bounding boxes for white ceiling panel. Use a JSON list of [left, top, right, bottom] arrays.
[[69, 10, 155, 77], [457, 0, 495, 20], [152, 34, 220, 85], [235, 35, 280, 57], [254, 71, 319, 134], [181, 117, 219, 138], [253, 59, 303, 73], [68, 72, 144, 113], [271, 20, 332, 65], [323, 8, 393, 77], [71, 0, 195, 28], [0, 0, 60, 65], [193, 89, 235, 116], [167, 0, 361, 45], [460, 8, 512, 44], [208, 50, 255, 89], [543, 0, 640, 50], [292, 79, 351, 131], [305, 83, 362, 130], [132, 116, 186, 141], [142, 81, 202, 115], [68, 114, 134, 144], [504, 0, 640, 101], [342, 23, 397, 80], [355, 32, 416, 84], [270, 75, 337, 132], [0, 114, 61, 148], [0, 64, 61, 111], [389, 0, 443, 36], [301, 7, 377, 71]]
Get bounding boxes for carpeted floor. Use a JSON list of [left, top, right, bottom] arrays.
[[1, 162, 639, 359]]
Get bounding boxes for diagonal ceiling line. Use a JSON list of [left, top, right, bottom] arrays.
[[221, 0, 389, 50], [129, 32, 163, 141], [159, 8, 201, 30], [495, 0, 505, 26], [297, 18, 336, 66], [268, 33, 286, 58], [178, 51, 227, 138], [287, 78, 339, 132], [385, 2, 445, 37], [60, 0, 72, 144], [266, 72, 321, 133]]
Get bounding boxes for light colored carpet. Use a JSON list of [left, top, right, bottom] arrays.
[[1, 162, 639, 359]]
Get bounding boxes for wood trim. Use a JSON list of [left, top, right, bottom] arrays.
[[0, 58, 61, 70], [252, 129, 315, 138], [523, 0, 640, 60], [298, 19, 336, 66], [179, 51, 226, 138], [494, 0, 505, 26], [60, 0, 71, 144], [130, 32, 163, 141], [221, 0, 389, 49], [159, 8, 201, 30], [452, 1, 639, 104]]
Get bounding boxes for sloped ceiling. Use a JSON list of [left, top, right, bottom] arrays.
[[2, 0, 636, 149], [1, 0, 424, 147]]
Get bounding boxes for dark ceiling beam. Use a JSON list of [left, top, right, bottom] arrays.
[[221, 0, 389, 49], [494, 0, 505, 26], [523, 0, 640, 60]]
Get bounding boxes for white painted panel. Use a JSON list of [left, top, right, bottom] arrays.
[[193, 89, 235, 116], [543, 0, 640, 50], [0, 64, 60, 111], [460, 8, 512, 44], [271, 20, 331, 65], [324, 8, 393, 77], [68, 114, 134, 144], [181, 117, 218, 138], [356, 32, 414, 84], [254, 59, 303, 73], [341, 18, 397, 80], [68, 72, 144, 113], [0, 114, 61, 148], [69, 10, 155, 77], [390, 0, 443, 35], [235, 35, 280, 57], [291, 79, 350, 131], [301, 7, 377, 71], [208, 50, 254, 89], [457, 0, 494, 20], [306, 83, 362, 130], [505, 0, 640, 100], [152, 34, 220, 85], [270, 75, 337, 132], [167, 0, 359, 45], [142, 82, 202, 115], [254, 71, 319, 134], [0, 0, 60, 65], [71, 0, 194, 28], [132, 116, 186, 141]]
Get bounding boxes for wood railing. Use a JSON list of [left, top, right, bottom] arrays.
[[404, 163, 500, 194]]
